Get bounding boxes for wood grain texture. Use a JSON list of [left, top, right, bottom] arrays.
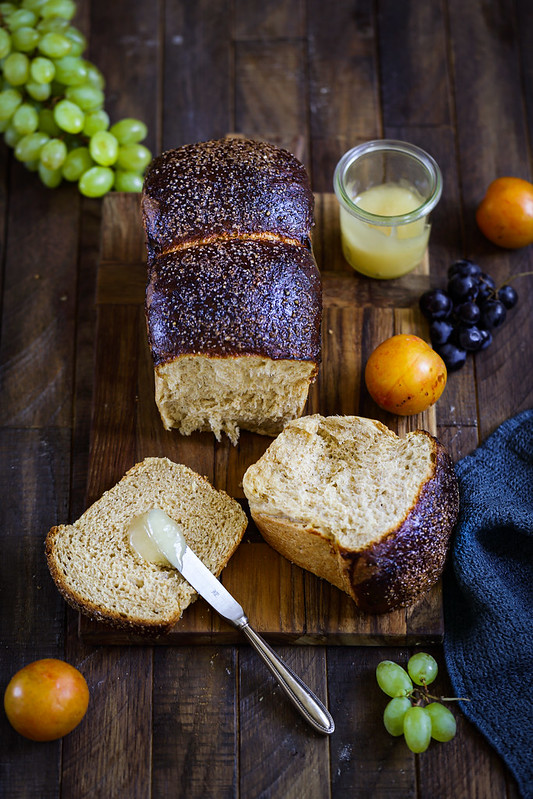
[[1, 1, 530, 797], [79, 191, 445, 646]]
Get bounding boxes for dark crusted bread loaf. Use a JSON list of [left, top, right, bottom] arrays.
[[46, 457, 247, 634], [242, 415, 460, 614], [142, 137, 315, 259], [141, 138, 322, 444]]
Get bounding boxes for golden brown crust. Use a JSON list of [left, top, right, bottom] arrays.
[[248, 432, 459, 614], [146, 238, 322, 366], [141, 138, 315, 259]]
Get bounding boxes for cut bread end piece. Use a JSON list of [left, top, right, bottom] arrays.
[[242, 414, 459, 613], [154, 355, 317, 445], [46, 457, 247, 633]]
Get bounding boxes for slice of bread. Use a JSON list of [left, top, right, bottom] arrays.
[[242, 414, 459, 614], [46, 457, 247, 633]]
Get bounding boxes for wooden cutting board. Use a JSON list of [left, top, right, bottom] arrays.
[[79, 192, 443, 645]]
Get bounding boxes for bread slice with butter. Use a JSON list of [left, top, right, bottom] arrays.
[[242, 414, 459, 614], [46, 457, 247, 633]]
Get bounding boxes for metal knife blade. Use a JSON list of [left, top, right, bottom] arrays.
[[171, 545, 247, 627]]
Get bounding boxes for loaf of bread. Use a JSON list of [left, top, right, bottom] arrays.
[[242, 415, 459, 614], [46, 457, 247, 633], [141, 137, 322, 445]]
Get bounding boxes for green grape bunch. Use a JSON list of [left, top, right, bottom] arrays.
[[376, 653, 464, 754], [0, 0, 152, 197]]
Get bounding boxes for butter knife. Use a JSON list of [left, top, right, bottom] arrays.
[[153, 529, 335, 735]]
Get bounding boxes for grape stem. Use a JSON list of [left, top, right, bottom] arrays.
[[408, 686, 470, 705], [492, 270, 533, 293]]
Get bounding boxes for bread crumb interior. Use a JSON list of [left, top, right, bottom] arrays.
[[243, 415, 434, 550], [155, 355, 316, 444]]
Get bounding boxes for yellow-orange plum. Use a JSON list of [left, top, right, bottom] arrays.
[[365, 334, 447, 415], [4, 658, 89, 741]]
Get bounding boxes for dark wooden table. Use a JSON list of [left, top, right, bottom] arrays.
[[1, 2, 532, 797]]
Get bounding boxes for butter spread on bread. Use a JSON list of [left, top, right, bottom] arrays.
[[242, 414, 459, 614]]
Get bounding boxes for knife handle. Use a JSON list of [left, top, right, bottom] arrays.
[[239, 622, 335, 735]]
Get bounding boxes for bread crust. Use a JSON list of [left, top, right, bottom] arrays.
[[247, 431, 459, 614], [141, 138, 315, 258], [146, 238, 322, 366]]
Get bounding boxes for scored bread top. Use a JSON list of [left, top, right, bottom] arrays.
[[45, 457, 247, 633], [146, 238, 322, 366], [141, 138, 315, 258]]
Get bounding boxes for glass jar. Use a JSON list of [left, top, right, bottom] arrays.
[[333, 140, 442, 279]]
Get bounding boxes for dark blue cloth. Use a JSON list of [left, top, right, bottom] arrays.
[[444, 409, 533, 799]]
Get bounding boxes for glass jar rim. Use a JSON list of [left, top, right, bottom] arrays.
[[333, 139, 443, 226]]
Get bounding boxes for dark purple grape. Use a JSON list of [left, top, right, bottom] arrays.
[[480, 299, 507, 330], [477, 272, 496, 301], [448, 259, 482, 279], [457, 325, 484, 352], [479, 329, 493, 350], [430, 319, 454, 347], [419, 289, 453, 321], [498, 284, 518, 309], [438, 342, 467, 372], [447, 274, 478, 300], [455, 300, 481, 326]]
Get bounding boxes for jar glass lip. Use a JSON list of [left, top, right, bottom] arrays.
[[333, 139, 443, 226]]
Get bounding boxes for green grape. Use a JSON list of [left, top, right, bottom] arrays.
[[114, 169, 143, 192], [24, 157, 39, 171], [40, 137, 67, 169], [30, 56, 56, 84], [38, 31, 72, 58], [383, 696, 412, 737], [14, 130, 49, 161], [25, 80, 51, 100], [65, 83, 104, 111], [38, 161, 62, 188], [82, 108, 109, 137], [83, 61, 105, 89], [6, 8, 37, 30], [376, 661, 413, 698], [37, 16, 69, 33], [78, 165, 114, 197], [38, 107, 60, 135], [110, 117, 147, 144], [53, 55, 87, 86], [63, 26, 86, 58], [0, 117, 9, 133], [12, 103, 39, 135], [53, 98, 84, 133], [11, 25, 40, 52], [407, 653, 438, 687], [0, 3, 17, 16], [61, 145, 92, 181], [21, 0, 48, 10], [0, 27, 11, 59], [116, 143, 151, 172], [4, 123, 22, 147], [89, 130, 118, 166], [41, 0, 76, 20], [0, 87, 23, 120], [425, 702, 456, 742], [3, 52, 31, 86], [403, 706, 432, 753]]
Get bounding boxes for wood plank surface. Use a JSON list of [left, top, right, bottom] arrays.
[[79, 191, 443, 646], [1, 1, 531, 798]]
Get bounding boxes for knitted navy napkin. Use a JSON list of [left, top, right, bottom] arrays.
[[444, 409, 533, 799]]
